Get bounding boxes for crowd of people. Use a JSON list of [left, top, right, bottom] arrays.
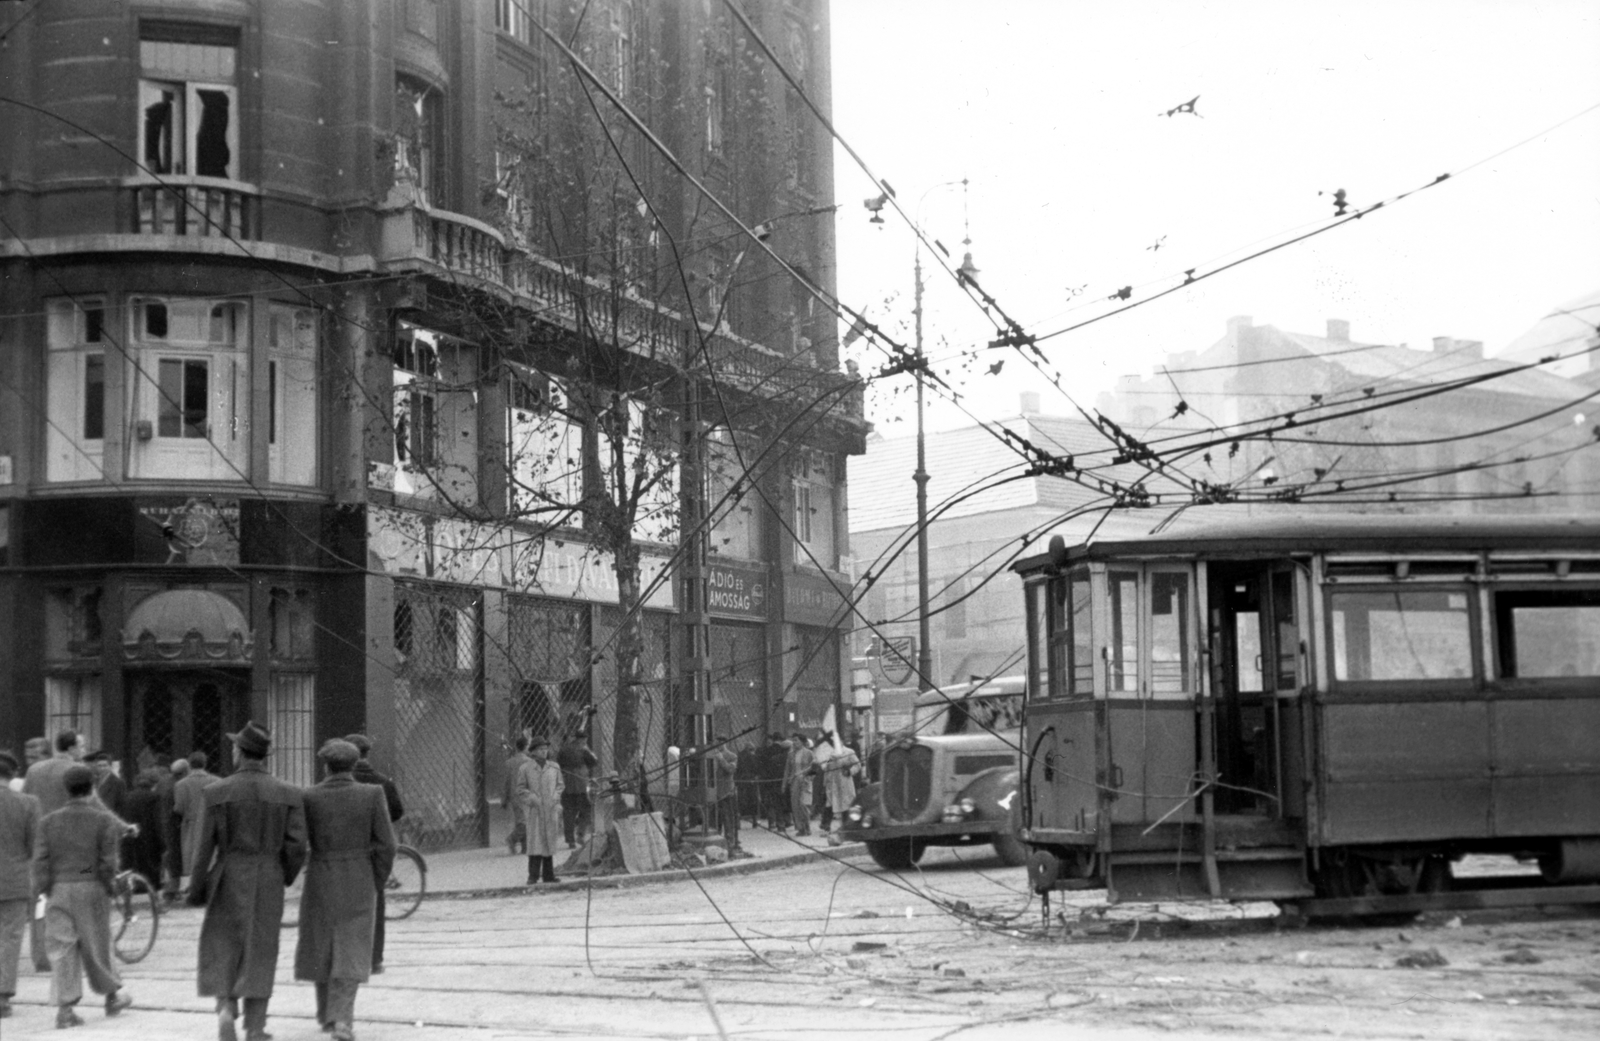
[[0, 725, 402, 1041]]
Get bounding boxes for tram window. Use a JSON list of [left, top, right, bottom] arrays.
[[1027, 581, 1051, 696], [1149, 571, 1190, 693], [1494, 588, 1600, 678], [948, 694, 1024, 735], [1070, 574, 1093, 696], [1046, 577, 1067, 697], [1330, 589, 1473, 682], [1272, 570, 1298, 690], [1108, 571, 1139, 693]]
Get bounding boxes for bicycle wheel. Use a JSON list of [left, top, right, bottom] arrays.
[[385, 846, 426, 921], [113, 873, 159, 964]]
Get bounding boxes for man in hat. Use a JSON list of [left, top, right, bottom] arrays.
[[31, 763, 133, 1028], [0, 750, 41, 1018], [189, 722, 306, 1041], [344, 734, 402, 973], [295, 739, 396, 1041], [515, 736, 563, 884]]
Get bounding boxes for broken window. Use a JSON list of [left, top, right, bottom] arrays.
[[395, 75, 443, 205], [138, 27, 239, 179]]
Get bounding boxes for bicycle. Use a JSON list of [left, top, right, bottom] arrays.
[[384, 844, 427, 920], [111, 870, 159, 963]]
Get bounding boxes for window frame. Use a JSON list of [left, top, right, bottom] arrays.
[[1489, 582, 1600, 685], [1324, 582, 1481, 690], [45, 297, 109, 483], [136, 28, 242, 183]]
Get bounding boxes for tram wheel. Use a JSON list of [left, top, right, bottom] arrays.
[[866, 838, 925, 870]]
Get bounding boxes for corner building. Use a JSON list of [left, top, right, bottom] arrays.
[[0, 0, 864, 849]]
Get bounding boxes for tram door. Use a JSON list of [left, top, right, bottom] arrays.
[[1209, 564, 1298, 815]]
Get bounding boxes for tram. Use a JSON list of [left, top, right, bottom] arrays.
[[1014, 513, 1600, 915]]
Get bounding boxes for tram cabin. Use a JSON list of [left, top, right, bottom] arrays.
[[1015, 514, 1600, 908]]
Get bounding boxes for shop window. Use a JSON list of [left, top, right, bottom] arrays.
[[128, 297, 251, 481], [395, 75, 444, 206], [139, 24, 239, 180], [1330, 588, 1474, 682], [507, 367, 583, 520], [1494, 588, 1600, 678], [392, 322, 477, 505], [45, 298, 108, 482], [267, 305, 319, 486]]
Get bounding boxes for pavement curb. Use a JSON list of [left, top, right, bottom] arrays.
[[424, 841, 869, 902]]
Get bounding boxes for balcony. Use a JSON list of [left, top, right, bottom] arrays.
[[128, 176, 258, 239], [375, 203, 865, 427]]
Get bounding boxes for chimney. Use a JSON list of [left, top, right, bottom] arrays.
[[1326, 319, 1350, 342], [1226, 315, 1253, 338], [1018, 391, 1041, 415]]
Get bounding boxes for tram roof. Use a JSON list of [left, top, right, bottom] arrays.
[[1014, 511, 1600, 572], [913, 675, 1026, 707]]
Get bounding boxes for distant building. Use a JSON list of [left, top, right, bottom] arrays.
[[1097, 315, 1597, 511], [1495, 290, 1600, 390], [0, 0, 863, 849], [847, 394, 1171, 692]]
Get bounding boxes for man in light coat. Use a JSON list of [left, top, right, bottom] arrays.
[[172, 749, 217, 891], [189, 723, 306, 1041], [0, 751, 41, 1018], [31, 764, 133, 1028], [295, 739, 396, 1041], [22, 729, 92, 973], [820, 736, 862, 847], [516, 736, 563, 885]]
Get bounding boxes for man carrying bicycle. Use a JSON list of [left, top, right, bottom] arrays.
[[30, 764, 134, 1029]]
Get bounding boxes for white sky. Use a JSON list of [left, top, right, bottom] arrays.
[[829, 0, 1600, 434]]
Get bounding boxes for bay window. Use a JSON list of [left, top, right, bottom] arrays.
[[392, 322, 478, 503], [267, 305, 319, 486], [790, 449, 835, 568], [507, 366, 584, 520], [596, 397, 678, 543], [128, 297, 250, 481]]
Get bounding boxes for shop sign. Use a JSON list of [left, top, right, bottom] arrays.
[[782, 569, 850, 627], [511, 538, 674, 609], [706, 562, 767, 619], [135, 497, 241, 566]]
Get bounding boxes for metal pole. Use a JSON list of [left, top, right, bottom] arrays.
[[913, 252, 933, 692]]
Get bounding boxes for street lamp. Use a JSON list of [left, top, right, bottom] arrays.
[[911, 179, 973, 692]]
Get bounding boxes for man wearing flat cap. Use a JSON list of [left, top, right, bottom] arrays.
[[31, 762, 133, 1028], [516, 735, 564, 885], [295, 739, 396, 1041], [189, 722, 306, 1041]]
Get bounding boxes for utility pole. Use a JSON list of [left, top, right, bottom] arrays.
[[913, 252, 934, 693], [678, 314, 714, 839]]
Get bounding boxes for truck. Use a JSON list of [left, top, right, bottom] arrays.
[[842, 676, 1027, 869]]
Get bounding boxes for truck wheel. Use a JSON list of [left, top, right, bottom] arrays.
[[992, 833, 1029, 867], [866, 838, 924, 870]]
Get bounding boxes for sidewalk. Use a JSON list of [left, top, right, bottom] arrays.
[[412, 806, 866, 899]]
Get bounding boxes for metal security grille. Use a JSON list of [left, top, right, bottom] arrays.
[[794, 625, 839, 730], [506, 595, 591, 750], [392, 581, 486, 852], [596, 608, 672, 801], [710, 622, 768, 747]]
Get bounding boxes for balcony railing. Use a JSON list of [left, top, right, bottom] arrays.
[[377, 203, 863, 419], [128, 177, 257, 239]]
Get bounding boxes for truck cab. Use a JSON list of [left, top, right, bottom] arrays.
[[843, 676, 1027, 869]]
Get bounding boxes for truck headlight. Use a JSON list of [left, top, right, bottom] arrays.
[[846, 806, 863, 823], [959, 798, 976, 815]]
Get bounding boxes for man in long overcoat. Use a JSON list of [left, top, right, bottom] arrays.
[[295, 739, 396, 1041], [346, 733, 402, 973], [516, 736, 563, 884], [31, 764, 133, 1028], [188, 723, 306, 1041], [0, 751, 41, 1019], [173, 750, 217, 888]]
